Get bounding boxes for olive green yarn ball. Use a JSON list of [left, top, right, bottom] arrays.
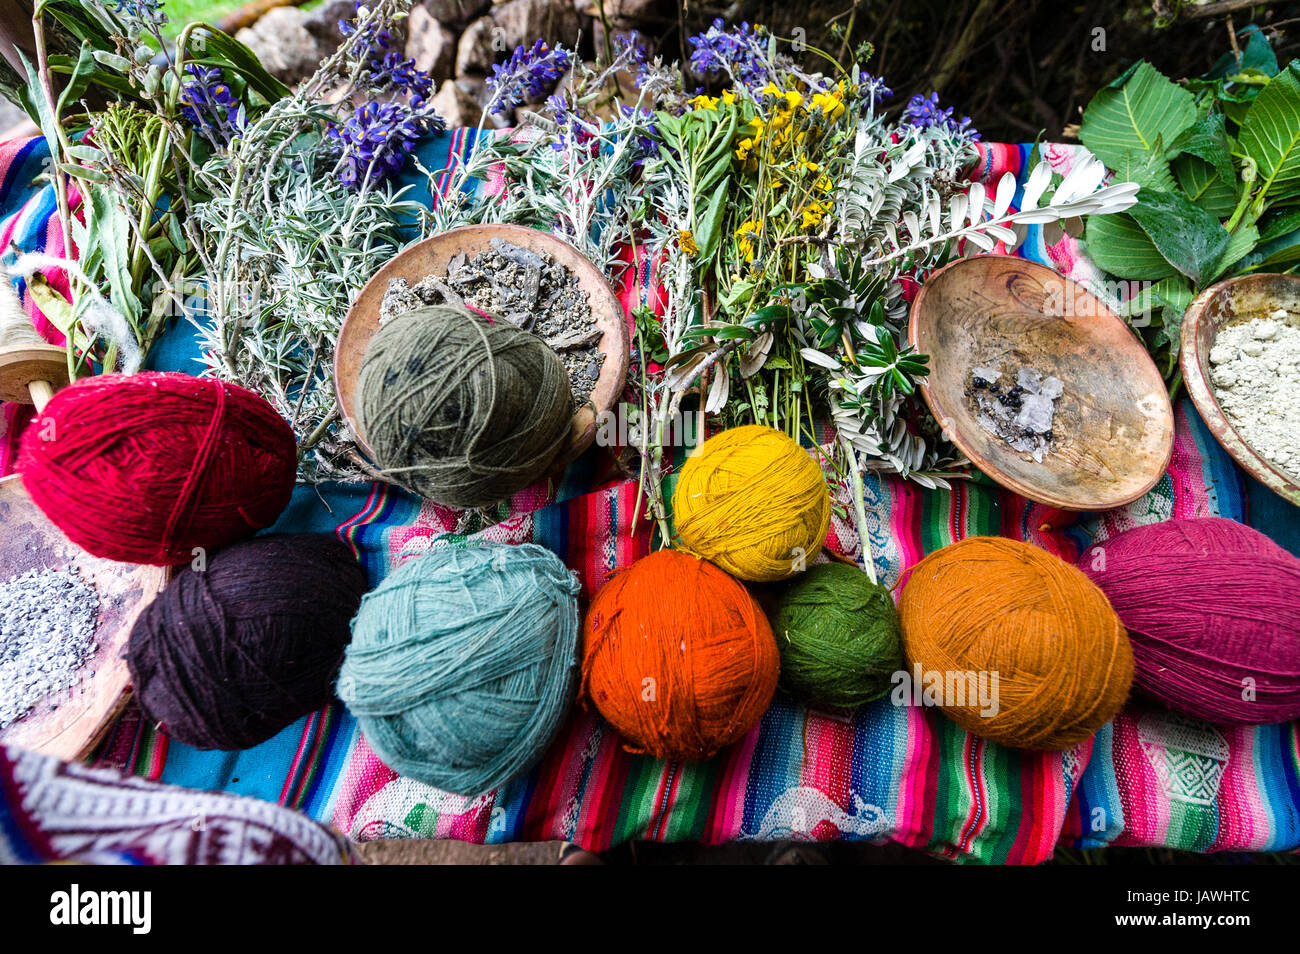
[[356, 305, 574, 509], [770, 562, 903, 708]]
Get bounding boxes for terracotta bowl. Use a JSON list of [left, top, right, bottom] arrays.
[[0, 474, 169, 760], [909, 256, 1173, 511], [335, 224, 629, 475], [1181, 274, 1300, 506]]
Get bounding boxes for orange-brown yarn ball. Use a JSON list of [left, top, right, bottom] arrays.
[[898, 537, 1133, 751], [581, 549, 780, 761]]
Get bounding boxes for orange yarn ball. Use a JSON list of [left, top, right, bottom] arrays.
[[898, 537, 1133, 751], [581, 550, 779, 761]]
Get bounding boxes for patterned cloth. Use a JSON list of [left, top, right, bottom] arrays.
[[0, 745, 355, 864], [2, 132, 1298, 863]]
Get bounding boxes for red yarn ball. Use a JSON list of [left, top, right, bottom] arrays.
[[1080, 518, 1300, 725], [18, 372, 296, 566]]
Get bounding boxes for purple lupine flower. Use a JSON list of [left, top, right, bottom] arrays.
[[339, 1, 392, 52], [686, 18, 769, 89], [861, 74, 894, 106], [901, 91, 980, 141], [368, 50, 435, 99], [548, 94, 599, 152], [112, 0, 165, 28], [614, 33, 652, 88], [327, 99, 446, 189], [620, 105, 659, 165], [179, 65, 246, 147], [487, 40, 573, 115]]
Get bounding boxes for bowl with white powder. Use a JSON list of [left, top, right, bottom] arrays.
[[1182, 274, 1300, 506], [0, 474, 169, 759]]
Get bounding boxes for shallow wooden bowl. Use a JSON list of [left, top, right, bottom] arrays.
[[909, 256, 1173, 511], [1181, 274, 1300, 506], [335, 224, 630, 476], [0, 474, 169, 760]]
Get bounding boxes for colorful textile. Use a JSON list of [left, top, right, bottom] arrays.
[[2, 132, 1299, 863], [0, 745, 355, 864]]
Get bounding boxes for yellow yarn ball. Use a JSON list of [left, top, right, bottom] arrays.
[[672, 425, 831, 582]]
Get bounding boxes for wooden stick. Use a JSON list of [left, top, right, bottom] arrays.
[[1183, 0, 1287, 20]]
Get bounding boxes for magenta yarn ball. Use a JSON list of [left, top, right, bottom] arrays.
[[1079, 518, 1300, 725]]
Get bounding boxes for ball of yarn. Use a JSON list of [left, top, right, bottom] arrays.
[[338, 542, 580, 795], [356, 305, 574, 509], [581, 549, 779, 760], [1079, 518, 1300, 724], [126, 534, 368, 750], [672, 425, 830, 583], [17, 372, 296, 566], [899, 537, 1132, 750], [770, 561, 903, 708]]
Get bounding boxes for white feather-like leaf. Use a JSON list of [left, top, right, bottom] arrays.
[[1021, 161, 1052, 210], [967, 182, 986, 227], [993, 172, 1016, 219]]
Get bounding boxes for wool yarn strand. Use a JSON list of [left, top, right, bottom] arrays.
[[356, 305, 574, 508], [581, 549, 780, 760], [1080, 518, 1300, 724], [17, 372, 296, 566], [338, 543, 581, 795], [672, 425, 830, 582], [127, 534, 368, 750], [899, 536, 1133, 750]]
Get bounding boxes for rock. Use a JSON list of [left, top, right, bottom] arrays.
[[574, 0, 671, 51], [236, 7, 328, 84], [455, 15, 498, 77], [489, 0, 582, 57], [430, 79, 483, 127], [421, 0, 492, 27], [407, 5, 456, 81], [303, 0, 358, 46]]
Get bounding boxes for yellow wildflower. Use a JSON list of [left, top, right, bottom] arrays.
[[721, 89, 736, 105], [688, 94, 720, 111], [735, 137, 755, 161], [814, 174, 834, 193], [801, 200, 832, 230], [735, 219, 763, 262], [811, 84, 846, 121], [795, 157, 820, 174], [679, 229, 699, 256]]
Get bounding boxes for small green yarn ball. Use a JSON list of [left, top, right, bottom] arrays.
[[770, 562, 903, 708]]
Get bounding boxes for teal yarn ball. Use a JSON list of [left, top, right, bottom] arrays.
[[337, 542, 581, 795], [770, 562, 903, 708]]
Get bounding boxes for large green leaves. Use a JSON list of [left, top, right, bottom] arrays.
[[1127, 190, 1231, 285], [1081, 61, 1197, 169], [1240, 62, 1300, 200], [1084, 213, 1179, 280]]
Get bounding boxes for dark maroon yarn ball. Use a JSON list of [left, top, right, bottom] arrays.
[[127, 534, 369, 750]]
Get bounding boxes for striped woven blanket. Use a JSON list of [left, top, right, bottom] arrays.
[[2, 132, 1297, 863]]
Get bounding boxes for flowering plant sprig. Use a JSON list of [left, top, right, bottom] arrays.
[[487, 40, 573, 115]]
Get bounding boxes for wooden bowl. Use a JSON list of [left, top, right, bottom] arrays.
[[0, 474, 169, 760], [1181, 274, 1300, 506], [909, 256, 1173, 511], [335, 224, 629, 475]]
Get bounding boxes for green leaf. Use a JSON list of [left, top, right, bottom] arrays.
[[1209, 223, 1260, 281], [1167, 112, 1234, 180], [1084, 213, 1180, 280], [1111, 147, 1176, 193], [1081, 61, 1197, 169], [695, 176, 729, 261], [1172, 154, 1239, 217], [711, 325, 755, 340], [1127, 190, 1231, 285], [183, 26, 290, 105], [1239, 61, 1300, 200]]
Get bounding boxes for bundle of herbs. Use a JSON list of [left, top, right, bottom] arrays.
[[430, 22, 1138, 560]]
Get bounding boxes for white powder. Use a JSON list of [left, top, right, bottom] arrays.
[[1209, 309, 1300, 476]]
